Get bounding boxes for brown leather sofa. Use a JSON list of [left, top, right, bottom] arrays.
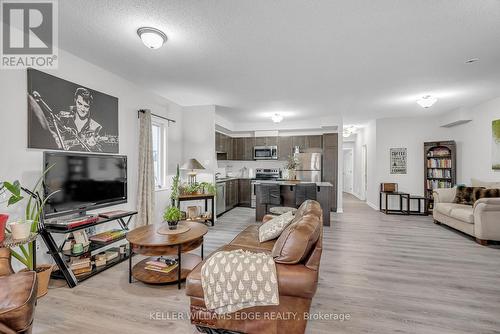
[[0, 248, 38, 334], [186, 200, 324, 334]]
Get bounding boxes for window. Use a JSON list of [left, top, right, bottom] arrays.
[[152, 118, 167, 189]]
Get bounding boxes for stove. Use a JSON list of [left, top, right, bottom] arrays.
[[254, 168, 280, 180]]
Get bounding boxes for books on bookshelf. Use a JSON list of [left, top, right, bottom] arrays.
[[89, 229, 126, 244], [427, 158, 452, 168], [427, 168, 452, 178], [426, 179, 452, 190]]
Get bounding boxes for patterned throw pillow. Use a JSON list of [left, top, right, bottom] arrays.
[[453, 186, 484, 205], [259, 211, 295, 242]]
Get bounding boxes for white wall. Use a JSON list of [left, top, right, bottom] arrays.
[[0, 49, 183, 268], [451, 97, 500, 184]]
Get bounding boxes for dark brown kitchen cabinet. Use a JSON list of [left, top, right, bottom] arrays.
[[322, 133, 338, 212], [292, 136, 307, 151], [278, 136, 293, 161], [225, 179, 239, 209], [226, 136, 234, 160], [254, 137, 266, 146], [244, 137, 255, 160], [306, 135, 322, 149], [238, 179, 251, 207], [255, 137, 277, 147]]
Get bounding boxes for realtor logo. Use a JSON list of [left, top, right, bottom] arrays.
[[1, 0, 58, 69]]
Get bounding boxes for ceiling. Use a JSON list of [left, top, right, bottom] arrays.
[[58, 0, 500, 125]]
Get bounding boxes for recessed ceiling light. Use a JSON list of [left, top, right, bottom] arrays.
[[271, 113, 284, 123], [416, 95, 438, 108], [137, 27, 167, 49], [465, 58, 479, 64]]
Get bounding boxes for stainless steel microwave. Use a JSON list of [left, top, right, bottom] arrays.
[[253, 146, 278, 160]]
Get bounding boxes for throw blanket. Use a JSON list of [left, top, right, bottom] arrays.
[[201, 250, 279, 314]]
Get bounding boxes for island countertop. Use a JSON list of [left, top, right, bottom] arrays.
[[254, 181, 333, 226], [253, 180, 333, 187]]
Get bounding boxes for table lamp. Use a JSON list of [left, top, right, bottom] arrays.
[[181, 159, 205, 184]]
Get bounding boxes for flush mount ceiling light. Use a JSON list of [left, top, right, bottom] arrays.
[[137, 27, 167, 49], [416, 95, 438, 108], [271, 113, 284, 123]]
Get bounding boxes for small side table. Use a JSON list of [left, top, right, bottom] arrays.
[[379, 191, 410, 215], [177, 194, 215, 226], [408, 195, 428, 216]]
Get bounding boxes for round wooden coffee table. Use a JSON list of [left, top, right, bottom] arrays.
[[126, 221, 208, 289]]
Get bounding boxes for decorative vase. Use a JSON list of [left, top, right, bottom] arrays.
[[21, 264, 54, 298], [9, 220, 32, 240], [288, 169, 296, 180], [168, 220, 179, 230], [0, 214, 8, 243]]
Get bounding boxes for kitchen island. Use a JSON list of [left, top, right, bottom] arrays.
[[254, 181, 333, 226]]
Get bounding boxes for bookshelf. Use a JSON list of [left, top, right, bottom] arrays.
[[424, 141, 456, 212]]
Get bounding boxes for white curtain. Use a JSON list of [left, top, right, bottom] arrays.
[[137, 109, 154, 226]]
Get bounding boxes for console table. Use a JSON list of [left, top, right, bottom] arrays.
[[40, 211, 137, 288]]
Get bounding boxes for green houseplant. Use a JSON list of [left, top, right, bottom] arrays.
[[163, 206, 182, 230], [1, 166, 59, 298], [170, 164, 180, 206], [200, 182, 216, 195]]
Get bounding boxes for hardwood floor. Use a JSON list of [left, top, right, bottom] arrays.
[[33, 194, 500, 334]]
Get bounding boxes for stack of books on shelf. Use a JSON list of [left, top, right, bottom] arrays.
[[70, 258, 92, 276], [427, 158, 452, 168], [144, 259, 178, 274], [89, 229, 126, 244]]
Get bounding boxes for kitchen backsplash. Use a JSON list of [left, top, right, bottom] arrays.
[[217, 160, 286, 178]]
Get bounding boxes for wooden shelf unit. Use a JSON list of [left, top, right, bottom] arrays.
[[424, 141, 456, 212]]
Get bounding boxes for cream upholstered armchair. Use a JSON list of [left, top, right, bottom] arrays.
[[433, 188, 500, 245]]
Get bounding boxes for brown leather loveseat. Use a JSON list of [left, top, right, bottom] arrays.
[[186, 200, 324, 334]]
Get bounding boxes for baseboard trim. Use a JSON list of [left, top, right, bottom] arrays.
[[366, 201, 379, 211], [351, 192, 365, 201]]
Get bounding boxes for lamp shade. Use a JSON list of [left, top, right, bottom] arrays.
[[180, 159, 205, 171]]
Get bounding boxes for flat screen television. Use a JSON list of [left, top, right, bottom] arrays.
[[43, 152, 127, 218]]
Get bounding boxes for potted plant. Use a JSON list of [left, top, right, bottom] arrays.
[[285, 155, 300, 180], [163, 206, 182, 230], [200, 182, 216, 195], [1, 167, 58, 298]]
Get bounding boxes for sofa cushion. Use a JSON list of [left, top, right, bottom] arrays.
[[258, 211, 295, 242], [453, 186, 483, 205], [434, 203, 468, 216], [272, 214, 321, 264], [449, 206, 474, 224], [186, 244, 318, 300], [229, 225, 276, 252]]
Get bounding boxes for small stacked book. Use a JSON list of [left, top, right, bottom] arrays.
[[145, 259, 178, 274], [70, 258, 92, 276], [89, 229, 126, 244]]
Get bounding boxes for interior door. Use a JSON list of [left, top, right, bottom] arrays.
[[343, 148, 353, 194]]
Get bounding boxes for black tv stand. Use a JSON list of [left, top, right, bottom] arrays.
[[39, 210, 137, 288]]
